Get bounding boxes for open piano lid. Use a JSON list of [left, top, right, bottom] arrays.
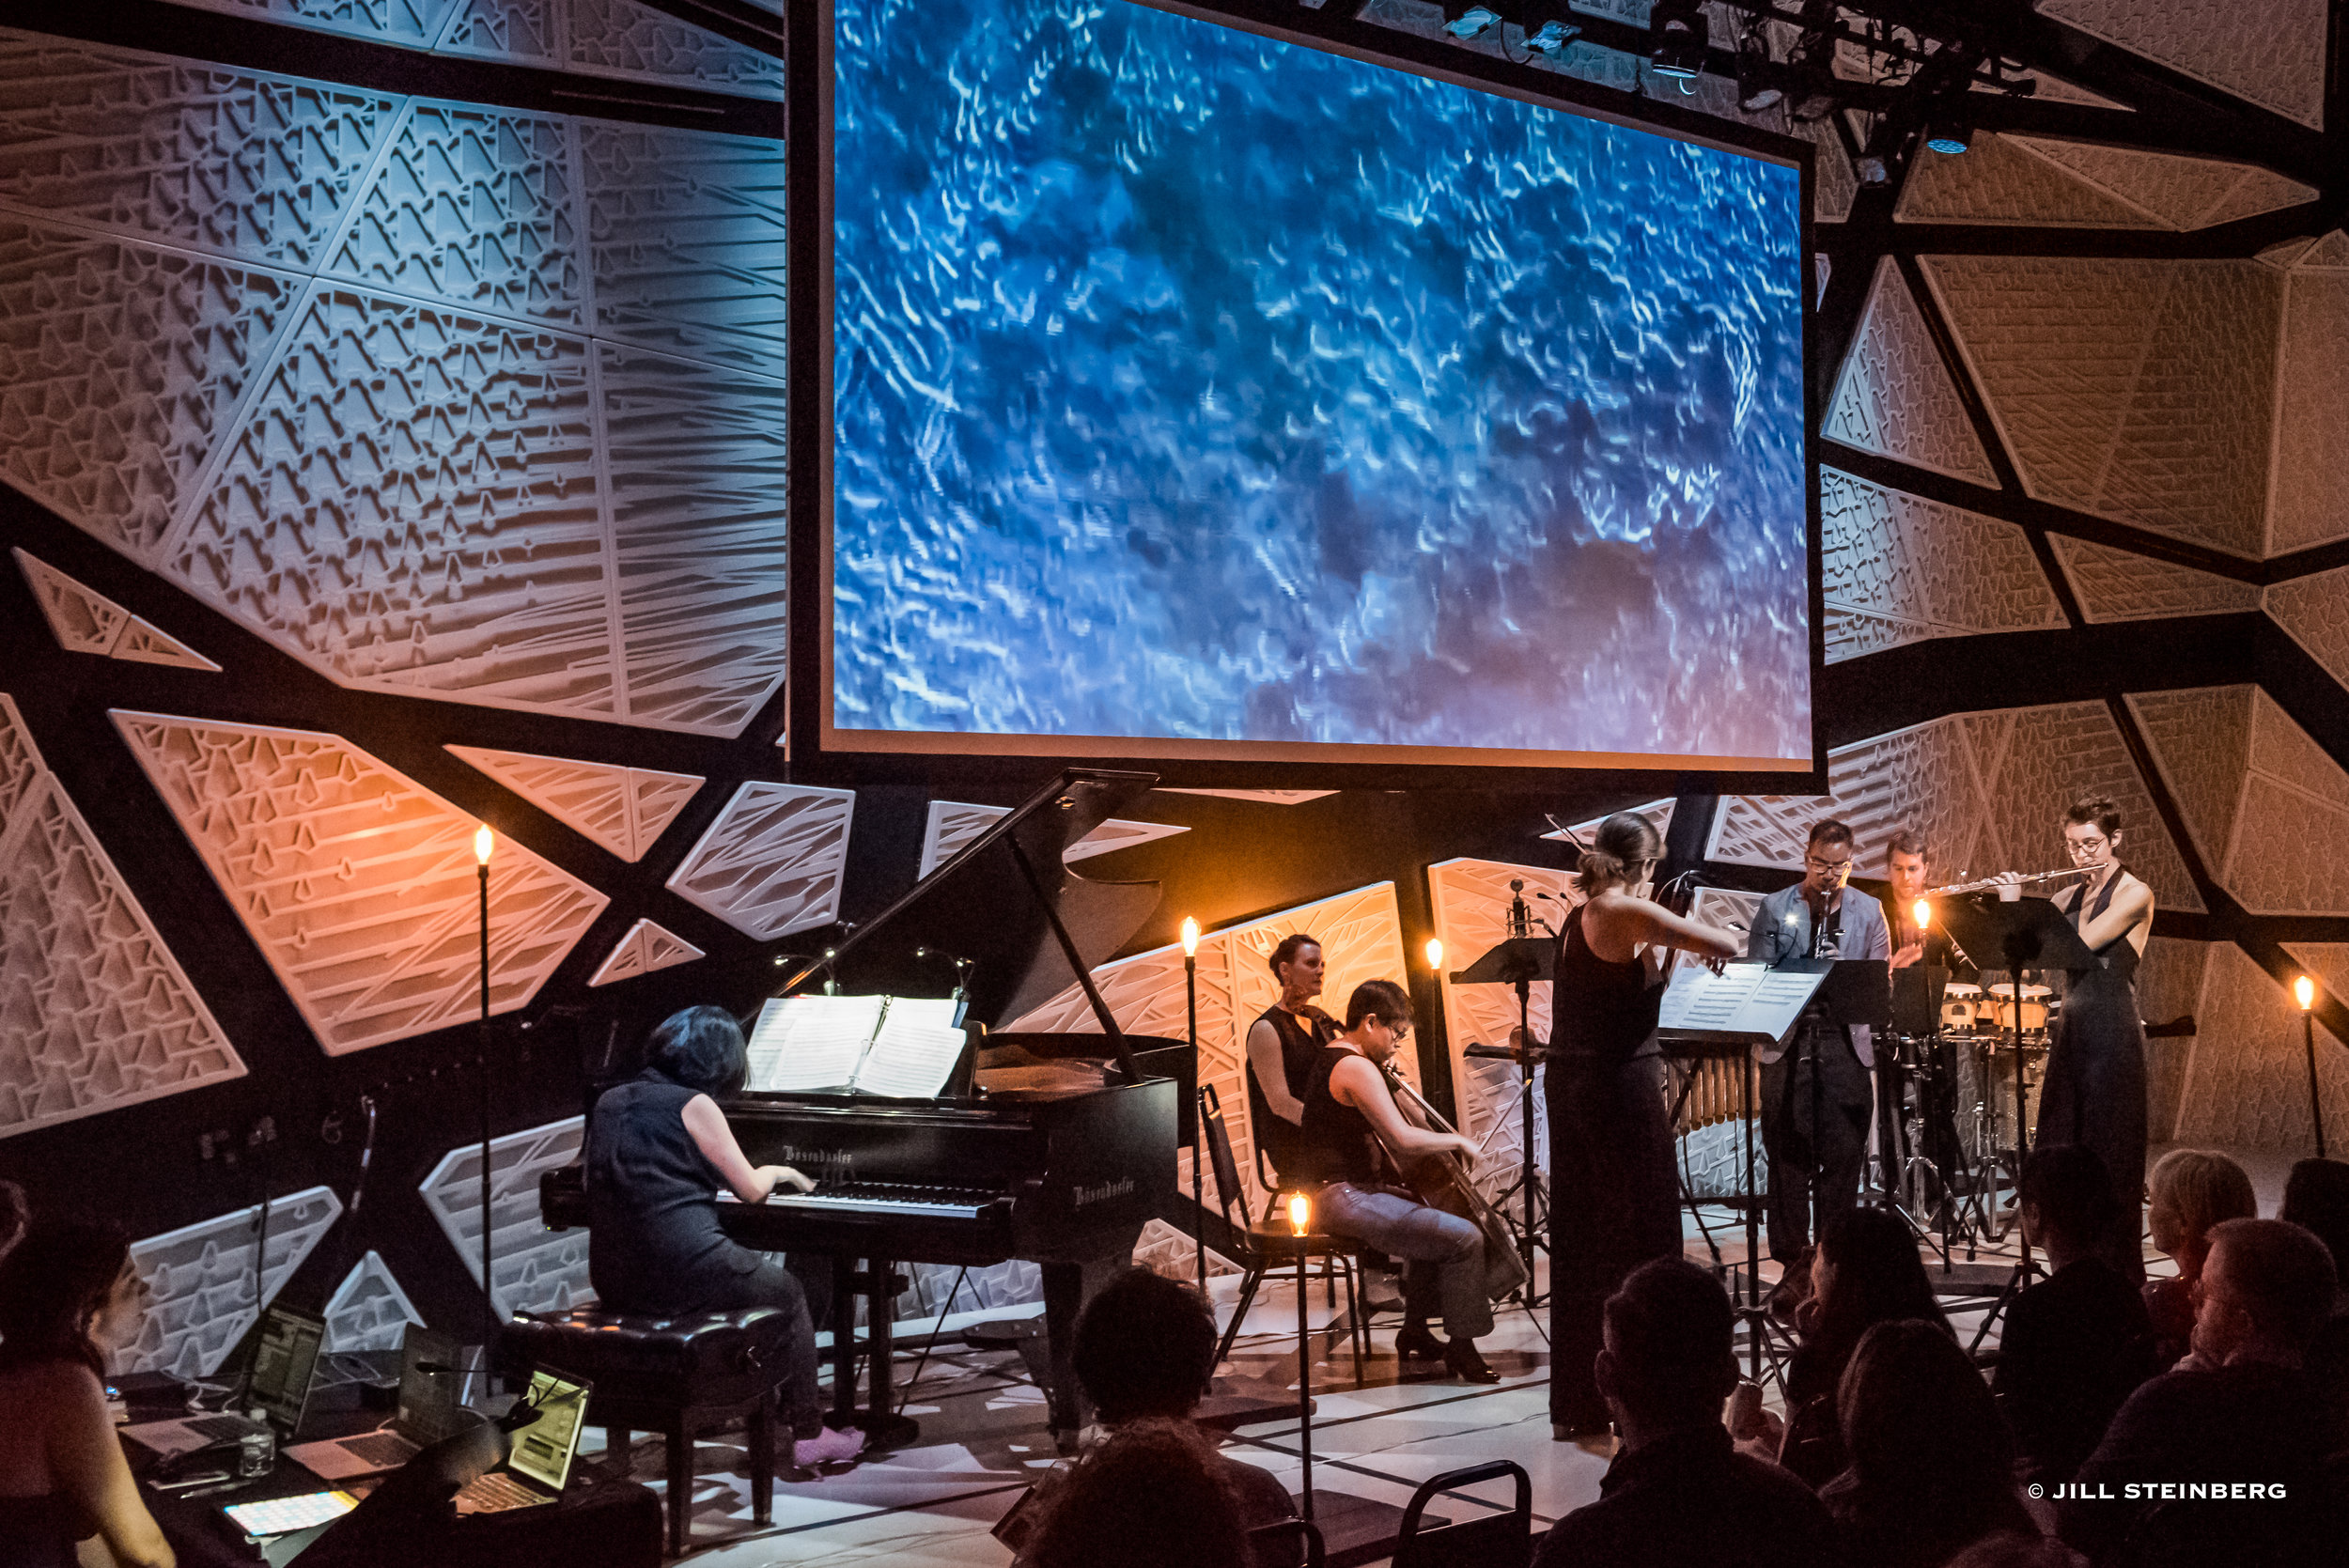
[[771, 769, 1163, 1082]]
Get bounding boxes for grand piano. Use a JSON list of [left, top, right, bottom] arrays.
[[541, 768, 1194, 1449]]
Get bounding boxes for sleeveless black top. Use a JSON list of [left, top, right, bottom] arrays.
[[586, 1070, 749, 1312], [1550, 903, 1662, 1066], [2061, 872, 2141, 981], [1292, 1045, 1385, 1189], [1249, 1003, 1333, 1178]]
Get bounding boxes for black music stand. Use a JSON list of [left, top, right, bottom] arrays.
[[1934, 896, 2096, 1346], [1778, 957, 1892, 1248], [1450, 936, 1554, 1298]]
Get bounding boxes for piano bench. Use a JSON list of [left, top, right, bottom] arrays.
[[506, 1307, 788, 1559]]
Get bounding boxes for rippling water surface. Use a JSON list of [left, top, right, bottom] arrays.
[[832, 0, 1809, 761]]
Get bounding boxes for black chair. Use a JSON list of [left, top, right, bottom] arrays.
[[1246, 1514, 1328, 1568], [1201, 1084, 1368, 1384], [1390, 1461, 1532, 1568]]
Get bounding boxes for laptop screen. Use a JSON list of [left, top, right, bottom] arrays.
[[249, 1307, 325, 1436], [397, 1326, 461, 1445], [507, 1372, 589, 1493]]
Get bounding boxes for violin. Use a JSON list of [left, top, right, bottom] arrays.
[[1376, 1060, 1532, 1304]]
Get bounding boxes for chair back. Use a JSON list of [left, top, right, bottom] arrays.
[[1201, 1082, 1247, 1228], [1244, 1514, 1326, 1568], [1391, 1460, 1532, 1568]]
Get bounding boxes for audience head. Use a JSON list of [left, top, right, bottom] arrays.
[[2019, 1145, 2120, 1262], [1943, 1534, 2089, 1568], [1814, 1204, 1951, 1342], [2147, 1149, 2258, 1271], [2280, 1157, 2349, 1288], [0, 1219, 140, 1376], [1023, 1418, 1249, 1568], [1574, 812, 1663, 895], [1267, 934, 1323, 997], [2191, 1218, 2340, 1366], [644, 1004, 749, 1096], [1838, 1319, 2016, 1524], [1073, 1267, 1217, 1423], [1596, 1257, 1739, 1431]]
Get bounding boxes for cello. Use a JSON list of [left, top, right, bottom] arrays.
[[1377, 1060, 1532, 1303]]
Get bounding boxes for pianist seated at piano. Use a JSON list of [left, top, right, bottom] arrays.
[[1294, 980, 1501, 1384], [585, 1004, 866, 1467]]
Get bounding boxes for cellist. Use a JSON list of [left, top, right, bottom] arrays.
[[1291, 979, 1499, 1383]]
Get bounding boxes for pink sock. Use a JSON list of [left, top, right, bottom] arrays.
[[793, 1424, 866, 1467]]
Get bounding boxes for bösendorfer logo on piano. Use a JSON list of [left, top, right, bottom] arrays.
[[777, 1146, 853, 1169], [1072, 1178, 1134, 1208]]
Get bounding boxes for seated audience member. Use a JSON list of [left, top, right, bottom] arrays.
[[2140, 1148, 2257, 1368], [1943, 1535, 2088, 1568], [1823, 1319, 2036, 1568], [1532, 1257, 1838, 1568], [1993, 1147, 2157, 1485], [2280, 1157, 2349, 1435], [0, 1220, 175, 1568], [1776, 1205, 1953, 1487], [1019, 1419, 1250, 1568], [585, 1005, 861, 1467], [996, 1267, 1296, 1560], [2060, 1219, 2340, 1566]]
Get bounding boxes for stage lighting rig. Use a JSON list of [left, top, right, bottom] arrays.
[[1734, 18, 1783, 111], [1647, 0, 1709, 80], [1442, 3, 1501, 39], [1524, 18, 1579, 58]]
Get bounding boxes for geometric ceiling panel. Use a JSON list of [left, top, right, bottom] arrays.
[[1822, 256, 1998, 485], [2268, 273, 2349, 555], [1921, 256, 2283, 556], [2300, 231, 2349, 271], [1820, 468, 2064, 662], [2037, 0, 2328, 131], [2047, 536, 2263, 623], [662, 780, 855, 940], [2223, 691, 2349, 916], [0, 692, 245, 1141], [2125, 685, 2254, 872], [445, 745, 701, 862], [585, 917, 704, 986], [111, 711, 610, 1053], [2135, 936, 2211, 1141], [2281, 943, 2349, 1014], [1896, 136, 2163, 229], [1790, 116, 1856, 226], [2265, 567, 2349, 694], [323, 1248, 427, 1353], [2174, 944, 2349, 1155], [916, 800, 1190, 879], [2005, 138, 2315, 230], [123, 1186, 344, 1378], [156, 1, 462, 48], [1710, 698, 2203, 910], [0, 34, 402, 270], [437, 0, 786, 100], [418, 1113, 593, 1320], [11, 550, 220, 670], [0, 223, 302, 564]]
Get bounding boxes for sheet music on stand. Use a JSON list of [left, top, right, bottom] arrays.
[[745, 994, 968, 1097], [1653, 962, 1829, 1048]]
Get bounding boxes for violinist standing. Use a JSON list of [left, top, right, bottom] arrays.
[[1545, 812, 1745, 1437], [1292, 979, 1499, 1383]]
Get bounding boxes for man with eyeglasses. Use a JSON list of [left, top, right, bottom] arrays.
[[1747, 818, 1890, 1262]]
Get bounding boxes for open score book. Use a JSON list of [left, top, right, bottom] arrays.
[[744, 994, 969, 1098]]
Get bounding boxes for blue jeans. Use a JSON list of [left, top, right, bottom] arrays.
[[1315, 1184, 1491, 1341]]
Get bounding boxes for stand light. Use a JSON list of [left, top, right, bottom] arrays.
[[474, 825, 495, 1364], [1286, 1191, 1312, 1237], [2297, 976, 2326, 1159], [1183, 917, 1205, 1295]]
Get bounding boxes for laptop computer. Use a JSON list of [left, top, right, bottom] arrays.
[[282, 1325, 462, 1481], [122, 1305, 327, 1460], [452, 1371, 592, 1515]]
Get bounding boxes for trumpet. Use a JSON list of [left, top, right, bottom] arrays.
[[1922, 867, 2091, 898]]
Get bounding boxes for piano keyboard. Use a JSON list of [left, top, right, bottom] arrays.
[[765, 1182, 1000, 1219]]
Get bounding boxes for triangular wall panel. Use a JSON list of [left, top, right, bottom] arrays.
[[917, 800, 1191, 879], [2224, 692, 2349, 916], [2125, 686, 2254, 872], [2007, 138, 2313, 231], [664, 782, 856, 940], [2298, 232, 2349, 271], [1822, 257, 1998, 486], [446, 746, 702, 862], [124, 1187, 344, 1377], [2175, 944, 2349, 1153], [2266, 568, 2349, 695], [418, 1115, 594, 1320], [2038, 0, 2327, 131], [12, 550, 219, 671], [323, 1249, 427, 1353], [1821, 469, 2064, 662], [112, 712, 610, 1054], [1897, 136, 2162, 230], [2049, 537, 2263, 623], [2269, 273, 2349, 555], [586, 918, 705, 986]]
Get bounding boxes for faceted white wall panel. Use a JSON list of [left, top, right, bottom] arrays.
[[1823, 257, 1997, 486], [2004, 138, 2315, 231], [1710, 700, 2201, 911], [446, 746, 700, 862], [2137, 938, 2212, 1141], [1546, 798, 1675, 846], [2299, 232, 2349, 270], [1821, 469, 2065, 660], [160, 0, 462, 48], [2266, 569, 2349, 699], [0, 694, 245, 1139], [585, 917, 704, 986], [2126, 687, 2255, 872], [2174, 944, 2349, 1153], [420, 1114, 594, 1319], [1921, 256, 2282, 557], [2051, 537, 2263, 623], [916, 800, 1190, 879], [2039, 0, 2328, 131], [113, 712, 609, 1053], [124, 1187, 344, 1377], [2269, 273, 2349, 554], [1897, 136, 2162, 230], [664, 781, 854, 940], [324, 1249, 427, 1353], [1157, 789, 1336, 805], [13, 550, 219, 670], [437, 0, 786, 99]]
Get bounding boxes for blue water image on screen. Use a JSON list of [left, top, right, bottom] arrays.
[[832, 0, 1809, 762]]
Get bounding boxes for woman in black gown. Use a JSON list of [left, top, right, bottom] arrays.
[[1545, 813, 1743, 1436], [2033, 799, 2155, 1281]]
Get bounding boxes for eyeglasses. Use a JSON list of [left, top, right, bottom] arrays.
[[1381, 1018, 1413, 1040], [1804, 856, 1853, 875]]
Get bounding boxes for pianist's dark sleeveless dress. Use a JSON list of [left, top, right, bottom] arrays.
[[1544, 902, 1678, 1432], [2037, 873, 2150, 1281]]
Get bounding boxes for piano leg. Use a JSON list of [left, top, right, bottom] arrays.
[[830, 1261, 858, 1427], [1040, 1236, 1143, 1452]]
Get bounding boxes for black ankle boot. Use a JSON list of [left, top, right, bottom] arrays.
[[1393, 1322, 1443, 1360], [1442, 1339, 1500, 1384]]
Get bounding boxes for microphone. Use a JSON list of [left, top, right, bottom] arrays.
[[1506, 879, 1532, 939]]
